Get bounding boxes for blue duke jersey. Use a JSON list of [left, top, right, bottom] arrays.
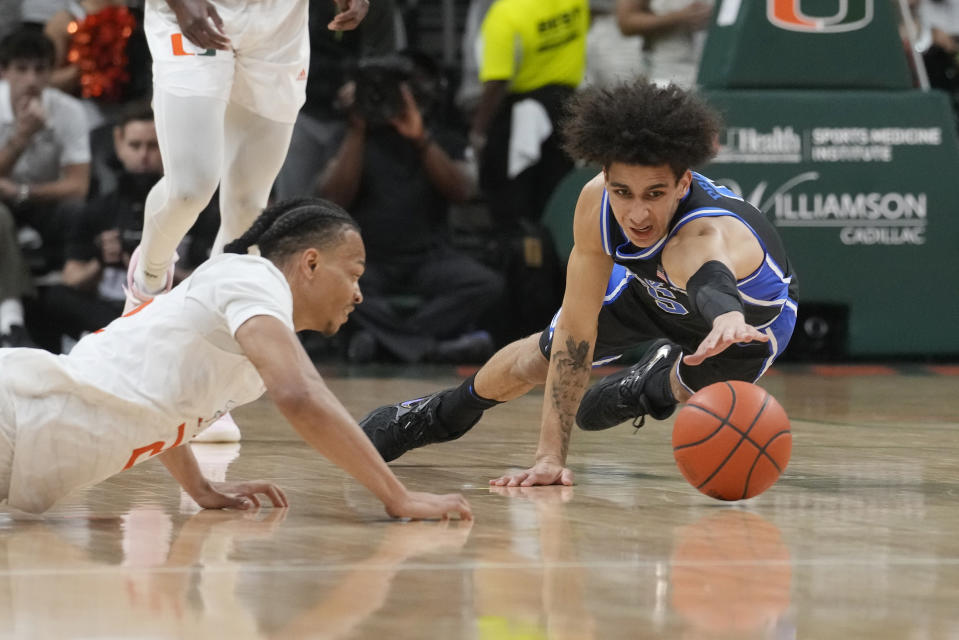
[[598, 172, 798, 367]]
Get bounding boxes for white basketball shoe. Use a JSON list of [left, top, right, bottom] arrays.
[[192, 412, 242, 443], [122, 246, 178, 315]]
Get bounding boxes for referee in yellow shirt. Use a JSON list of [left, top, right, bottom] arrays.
[[471, 0, 589, 228]]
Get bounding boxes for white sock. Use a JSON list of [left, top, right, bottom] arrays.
[[0, 299, 24, 335], [139, 91, 226, 292]]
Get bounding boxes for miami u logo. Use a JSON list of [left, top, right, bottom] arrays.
[[171, 33, 215, 57], [767, 0, 873, 33]]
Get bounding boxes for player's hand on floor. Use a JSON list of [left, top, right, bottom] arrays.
[[490, 459, 574, 487], [197, 480, 289, 510], [385, 491, 473, 521], [683, 311, 768, 366]]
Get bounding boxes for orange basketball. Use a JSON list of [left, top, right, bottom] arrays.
[[672, 381, 791, 501]]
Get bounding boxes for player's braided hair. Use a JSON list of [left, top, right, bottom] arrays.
[[562, 80, 721, 179], [224, 197, 360, 262]]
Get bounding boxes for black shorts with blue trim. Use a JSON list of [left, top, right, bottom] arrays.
[[538, 269, 796, 393]]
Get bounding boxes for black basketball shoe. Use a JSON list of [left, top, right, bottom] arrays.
[[575, 339, 683, 431], [360, 389, 478, 461]]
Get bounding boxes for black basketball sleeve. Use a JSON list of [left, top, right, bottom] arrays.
[[685, 260, 744, 325]]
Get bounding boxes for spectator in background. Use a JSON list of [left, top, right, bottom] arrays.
[[275, 0, 400, 200], [471, 0, 588, 228], [0, 28, 90, 346], [585, 0, 645, 88], [32, 102, 217, 346], [615, 0, 713, 88], [319, 53, 503, 364]]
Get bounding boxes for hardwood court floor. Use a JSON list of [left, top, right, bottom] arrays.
[[1, 364, 958, 639]]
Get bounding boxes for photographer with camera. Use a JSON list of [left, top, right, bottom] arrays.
[[318, 52, 503, 364]]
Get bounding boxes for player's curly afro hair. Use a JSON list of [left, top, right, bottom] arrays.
[[562, 80, 721, 180]]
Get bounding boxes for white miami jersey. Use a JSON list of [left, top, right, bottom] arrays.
[[0, 254, 293, 513]]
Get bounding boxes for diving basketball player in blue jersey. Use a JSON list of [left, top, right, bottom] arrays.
[[360, 80, 798, 487]]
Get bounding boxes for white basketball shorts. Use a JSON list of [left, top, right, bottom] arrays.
[[144, 0, 310, 124]]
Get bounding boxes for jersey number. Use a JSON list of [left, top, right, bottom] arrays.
[[639, 278, 689, 315], [123, 422, 186, 470]]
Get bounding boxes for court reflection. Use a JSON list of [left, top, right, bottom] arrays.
[[0, 501, 474, 638], [0, 506, 286, 637], [669, 509, 793, 639], [274, 518, 473, 639], [478, 486, 596, 640]]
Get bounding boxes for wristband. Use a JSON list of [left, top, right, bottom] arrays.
[[685, 260, 744, 324]]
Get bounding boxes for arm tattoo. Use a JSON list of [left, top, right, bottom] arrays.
[[550, 337, 592, 459]]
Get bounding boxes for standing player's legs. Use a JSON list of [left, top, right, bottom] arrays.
[[207, 0, 307, 254], [212, 102, 295, 255], [135, 91, 227, 300]]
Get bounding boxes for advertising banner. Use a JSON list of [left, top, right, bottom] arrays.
[[704, 90, 959, 356]]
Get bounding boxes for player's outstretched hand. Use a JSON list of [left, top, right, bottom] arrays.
[[490, 459, 574, 487], [329, 0, 370, 31], [168, 0, 231, 50], [683, 310, 768, 366], [385, 491, 473, 521], [196, 480, 289, 510]]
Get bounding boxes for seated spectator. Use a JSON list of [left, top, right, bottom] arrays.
[[319, 53, 503, 363], [0, 27, 90, 346], [34, 102, 218, 346]]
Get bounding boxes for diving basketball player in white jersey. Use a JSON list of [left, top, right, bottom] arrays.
[[131, 0, 370, 442], [0, 198, 472, 520]]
